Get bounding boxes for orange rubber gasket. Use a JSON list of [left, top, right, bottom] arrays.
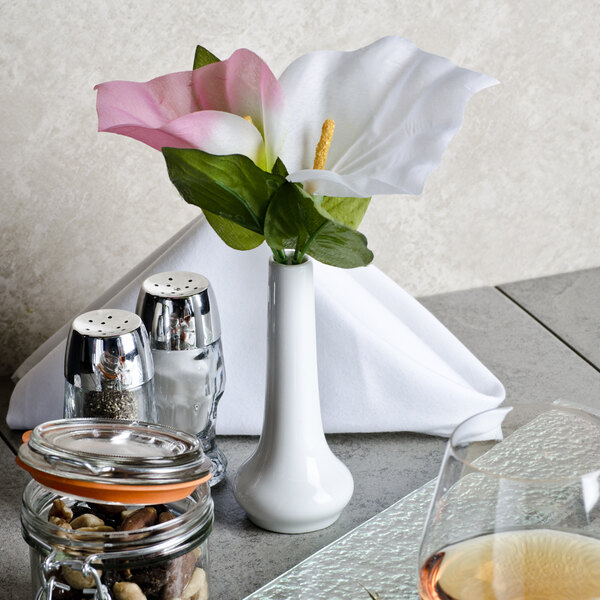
[[16, 456, 211, 504]]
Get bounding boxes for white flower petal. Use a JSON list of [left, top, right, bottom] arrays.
[[279, 36, 498, 197], [286, 169, 396, 198]]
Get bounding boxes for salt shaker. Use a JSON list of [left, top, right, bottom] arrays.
[[136, 271, 227, 485], [64, 309, 156, 422]]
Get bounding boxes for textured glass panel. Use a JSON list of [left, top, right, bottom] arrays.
[[243, 409, 600, 600], [244, 481, 435, 599]]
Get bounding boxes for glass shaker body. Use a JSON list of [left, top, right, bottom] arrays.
[[64, 379, 155, 421], [152, 339, 225, 450], [137, 272, 227, 484]]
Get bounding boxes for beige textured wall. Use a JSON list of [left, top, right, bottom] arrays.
[[1, 0, 598, 375]]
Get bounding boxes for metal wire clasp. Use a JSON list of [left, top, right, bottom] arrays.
[[35, 550, 109, 600]]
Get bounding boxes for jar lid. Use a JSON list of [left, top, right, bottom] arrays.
[[17, 419, 212, 504]]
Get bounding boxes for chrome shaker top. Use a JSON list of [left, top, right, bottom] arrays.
[[136, 271, 221, 351], [64, 309, 154, 389]]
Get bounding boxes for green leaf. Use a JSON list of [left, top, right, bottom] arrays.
[[202, 210, 265, 250], [321, 196, 371, 229], [193, 45, 220, 69], [264, 183, 373, 268], [163, 148, 286, 235], [271, 157, 289, 178]]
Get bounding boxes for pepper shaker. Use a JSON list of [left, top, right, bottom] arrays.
[[64, 309, 156, 422], [136, 271, 227, 485]]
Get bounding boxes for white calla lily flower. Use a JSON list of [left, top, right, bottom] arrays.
[[279, 36, 498, 197]]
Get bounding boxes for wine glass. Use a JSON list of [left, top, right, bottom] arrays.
[[418, 405, 600, 600]]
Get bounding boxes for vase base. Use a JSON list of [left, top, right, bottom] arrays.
[[246, 511, 342, 534]]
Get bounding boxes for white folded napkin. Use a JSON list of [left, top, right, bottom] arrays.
[[7, 218, 505, 435]]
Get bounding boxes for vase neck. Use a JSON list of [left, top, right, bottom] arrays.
[[262, 258, 324, 445]]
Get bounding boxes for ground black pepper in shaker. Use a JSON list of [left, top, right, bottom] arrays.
[[82, 351, 138, 419]]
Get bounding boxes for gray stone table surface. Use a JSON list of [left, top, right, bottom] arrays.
[[0, 427, 31, 596], [499, 267, 600, 369], [2, 269, 600, 600]]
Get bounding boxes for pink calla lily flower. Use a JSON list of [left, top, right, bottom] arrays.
[[95, 50, 285, 172], [95, 36, 497, 198]]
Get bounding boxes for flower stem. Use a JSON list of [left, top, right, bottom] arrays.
[[272, 248, 288, 264], [295, 221, 327, 264]]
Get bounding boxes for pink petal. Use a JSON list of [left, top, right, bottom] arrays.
[[100, 110, 265, 163], [192, 49, 286, 169], [160, 110, 265, 160], [95, 70, 199, 134]]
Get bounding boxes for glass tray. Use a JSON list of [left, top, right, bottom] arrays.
[[244, 478, 434, 599], [243, 408, 600, 599]]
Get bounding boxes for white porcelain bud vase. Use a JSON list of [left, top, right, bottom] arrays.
[[233, 257, 354, 533]]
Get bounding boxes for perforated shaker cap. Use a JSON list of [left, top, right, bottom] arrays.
[[65, 309, 153, 388], [136, 271, 221, 350]]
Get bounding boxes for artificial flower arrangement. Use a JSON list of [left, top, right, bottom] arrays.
[[95, 37, 497, 268]]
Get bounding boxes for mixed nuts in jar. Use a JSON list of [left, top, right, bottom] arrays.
[[17, 419, 213, 600]]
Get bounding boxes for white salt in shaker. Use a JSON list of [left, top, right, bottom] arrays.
[[136, 271, 227, 485]]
